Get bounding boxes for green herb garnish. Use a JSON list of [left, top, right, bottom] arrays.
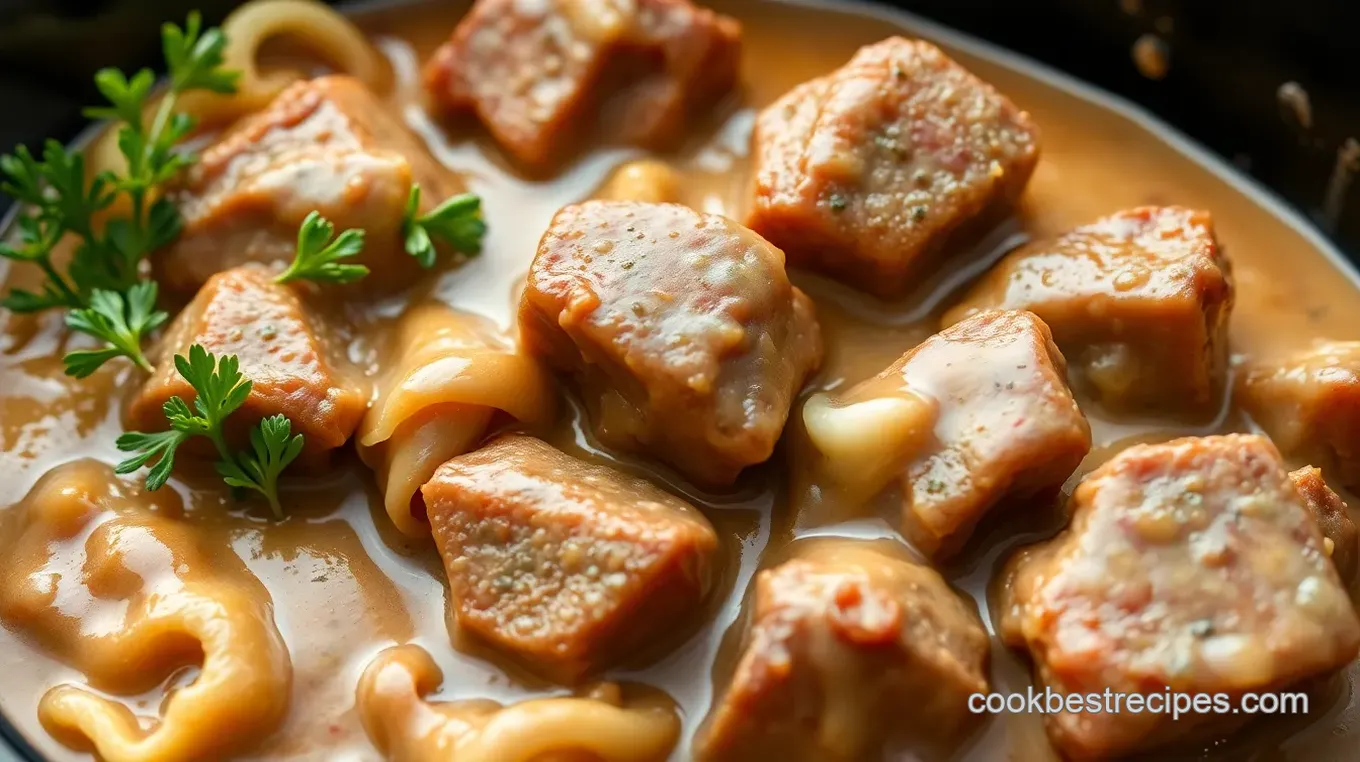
[[115, 344, 304, 517], [216, 413, 306, 517], [0, 12, 238, 377], [401, 184, 486, 268], [275, 211, 369, 285], [63, 282, 168, 378]]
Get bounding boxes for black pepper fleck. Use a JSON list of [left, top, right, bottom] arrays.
[[829, 194, 848, 212]]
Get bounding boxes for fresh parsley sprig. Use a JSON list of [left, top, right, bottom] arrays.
[[115, 344, 304, 518], [0, 145, 115, 311], [63, 282, 168, 378], [0, 12, 238, 378], [84, 12, 238, 286], [401, 184, 487, 268], [275, 212, 369, 285], [217, 414, 306, 515]]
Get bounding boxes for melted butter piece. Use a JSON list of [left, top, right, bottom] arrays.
[[357, 644, 680, 762], [358, 303, 557, 536], [802, 383, 938, 504], [0, 461, 291, 762]]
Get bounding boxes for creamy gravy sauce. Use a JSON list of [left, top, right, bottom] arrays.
[[3, 0, 1360, 759]]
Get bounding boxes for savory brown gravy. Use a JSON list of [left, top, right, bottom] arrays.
[[3, 0, 1360, 759]]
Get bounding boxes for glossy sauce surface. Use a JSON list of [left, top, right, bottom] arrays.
[[3, 0, 1360, 759]]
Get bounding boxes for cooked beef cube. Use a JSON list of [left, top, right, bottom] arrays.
[[1000, 435, 1360, 759], [811, 310, 1088, 557], [422, 434, 718, 682], [519, 200, 822, 486], [696, 540, 988, 762], [947, 207, 1233, 411], [1241, 341, 1360, 492], [746, 37, 1039, 299], [424, 0, 740, 169], [159, 76, 464, 296], [1290, 466, 1358, 585], [128, 267, 366, 464]]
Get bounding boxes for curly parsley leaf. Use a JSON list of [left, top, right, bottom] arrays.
[[115, 345, 305, 517], [86, 68, 157, 127], [162, 12, 239, 95], [275, 212, 369, 285], [401, 184, 486, 268], [63, 282, 168, 378], [1, 12, 239, 317], [0, 146, 46, 205], [113, 429, 189, 491], [178, 345, 252, 428], [0, 216, 82, 312], [216, 415, 304, 519]]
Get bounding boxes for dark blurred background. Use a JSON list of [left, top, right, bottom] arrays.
[[0, 0, 1356, 258]]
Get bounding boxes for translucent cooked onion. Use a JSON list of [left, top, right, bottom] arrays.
[[802, 387, 937, 503], [357, 304, 556, 537], [181, 0, 381, 125], [357, 645, 680, 762], [0, 462, 291, 762]]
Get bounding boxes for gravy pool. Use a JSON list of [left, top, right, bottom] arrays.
[[2, 0, 1359, 759]]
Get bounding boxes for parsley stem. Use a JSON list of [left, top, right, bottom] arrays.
[[36, 255, 84, 308], [205, 428, 283, 518], [264, 492, 284, 520], [148, 92, 179, 150], [128, 346, 154, 373], [124, 91, 179, 286], [128, 191, 146, 285], [207, 429, 234, 468]]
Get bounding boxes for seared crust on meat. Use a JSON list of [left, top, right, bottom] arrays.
[[947, 206, 1233, 412], [128, 267, 365, 465], [1289, 466, 1358, 585], [1001, 435, 1360, 759], [160, 76, 463, 295], [424, 0, 740, 169], [423, 435, 718, 682], [697, 540, 988, 761], [1241, 341, 1360, 492], [747, 37, 1038, 298], [520, 200, 822, 486]]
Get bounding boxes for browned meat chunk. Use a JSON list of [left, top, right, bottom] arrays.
[[160, 76, 464, 295], [422, 434, 718, 682], [813, 310, 1089, 557], [947, 207, 1233, 411], [1000, 435, 1360, 759], [1290, 466, 1358, 584], [1241, 341, 1360, 492], [424, 0, 741, 169], [128, 267, 365, 464], [746, 37, 1039, 298], [519, 201, 823, 486], [696, 540, 988, 762]]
